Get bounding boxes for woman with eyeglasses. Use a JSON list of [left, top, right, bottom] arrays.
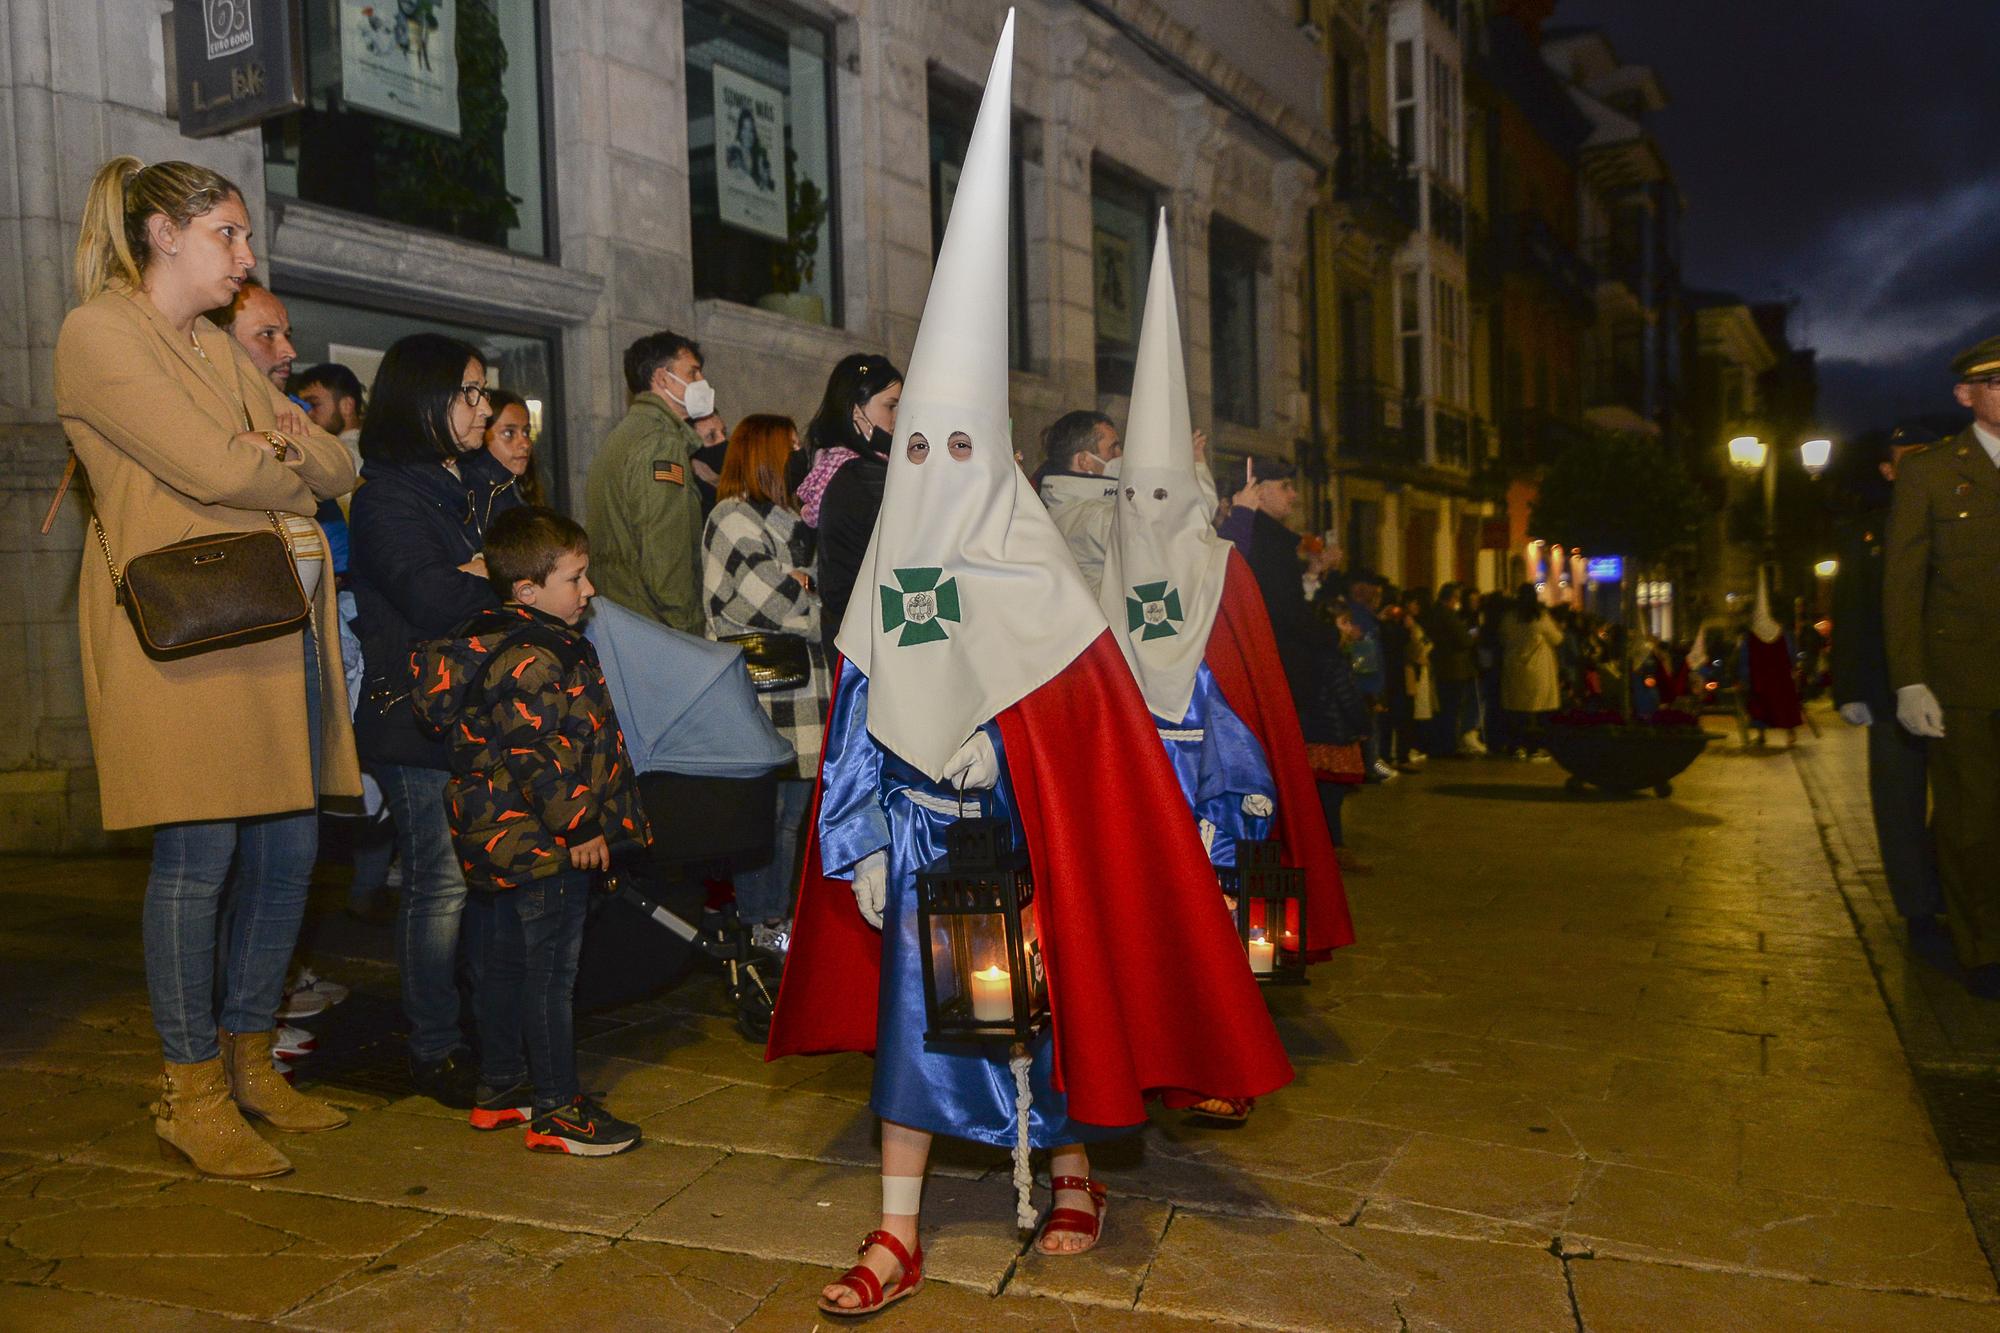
[[347, 332, 501, 1111]]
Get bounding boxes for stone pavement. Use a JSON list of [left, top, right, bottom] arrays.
[[3, 713, 1998, 1330]]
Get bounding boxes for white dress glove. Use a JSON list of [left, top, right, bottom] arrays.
[[942, 731, 1000, 791], [851, 850, 889, 929], [1197, 818, 1218, 854], [1896, 684, 1946, 738], [1838, 702, 1873, 728], [1241, 793, 1274, 818]]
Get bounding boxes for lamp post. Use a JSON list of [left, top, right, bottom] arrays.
[[1727, 436, 1776, 594]]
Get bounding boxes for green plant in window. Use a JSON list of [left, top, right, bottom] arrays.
[[770, 143, 829, 294], [371, 0, 522, 244]]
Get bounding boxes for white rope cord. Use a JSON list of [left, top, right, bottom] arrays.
[[1009, 1041, 1035, 1229]]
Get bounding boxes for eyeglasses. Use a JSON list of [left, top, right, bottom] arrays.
[[457, 383, 490, 407]]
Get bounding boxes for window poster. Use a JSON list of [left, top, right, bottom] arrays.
[[340, 0, 461, 138], [713, 64, 789, 242], [1094, 227, 1135, 345]]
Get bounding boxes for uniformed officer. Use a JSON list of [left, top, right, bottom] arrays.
[[1885, 335, 2000, 996], [1831, 426, 1944, 946]]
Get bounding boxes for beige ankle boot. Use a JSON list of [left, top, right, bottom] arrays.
[[155, 1058, 292, 1178], [219, 1028, 350, 1133]]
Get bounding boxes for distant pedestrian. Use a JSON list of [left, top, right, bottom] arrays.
[[1500, 584, 1561, 757], [1737, 573, 1803, 746], [1424, 583, 1480, 756]]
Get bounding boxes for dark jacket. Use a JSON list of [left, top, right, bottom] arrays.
[[461, 446, 526, 532], [1884, 428, 2000, 708], [1423, 604, 1478, 683], [349, 456, 509, 769], [414, 605, 649, 889], [1242, 509, 1339, 714], [1305, 638, 1371, 746], [814, 448, 888, 656], [1830, 506, 1893, 714]]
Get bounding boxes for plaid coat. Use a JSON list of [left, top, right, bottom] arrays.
[[414, 605, 649, 889], [702, 498, 831, 776]]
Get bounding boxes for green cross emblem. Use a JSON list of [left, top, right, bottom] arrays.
[[880, 567, 961, 646], [1126, 581, 1184, 641]]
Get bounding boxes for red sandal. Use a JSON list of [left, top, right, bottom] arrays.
[[1034, 1175, 1108, 1256], [816, 1228, 923, 1318]]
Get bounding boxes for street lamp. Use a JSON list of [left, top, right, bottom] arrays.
[[1801, 438, 1833, 475], [1727, 436, 1767, 471], [1814, 558, 1838, 579]]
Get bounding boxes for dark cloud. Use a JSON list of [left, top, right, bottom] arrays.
[[1548, 0, 2000, 432]]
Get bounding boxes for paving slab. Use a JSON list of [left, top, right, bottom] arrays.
[[1569, 1254, 2000, 1332]]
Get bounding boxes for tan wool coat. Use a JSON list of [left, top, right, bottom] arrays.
[[54, 289, 363, 829]]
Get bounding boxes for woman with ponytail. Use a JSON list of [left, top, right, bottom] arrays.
[[54, 157, 361, 1178]]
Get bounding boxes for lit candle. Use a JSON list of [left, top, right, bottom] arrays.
[[971, 965, 1013, 1022], [1247, 931, 1275, 975]]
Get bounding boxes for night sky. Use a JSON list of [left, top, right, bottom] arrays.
[[1547, 0, 2000, 435]]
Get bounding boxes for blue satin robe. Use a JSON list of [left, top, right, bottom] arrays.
[[1154, 663, 1275, 866], [818, 670, 1130, 1148]]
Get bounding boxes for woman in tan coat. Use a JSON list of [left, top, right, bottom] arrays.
[[1499, 582, 1564, 758], [54, 157, 361, 1179]]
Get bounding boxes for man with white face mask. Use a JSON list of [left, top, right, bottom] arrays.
[[586, 332, 713, 633]]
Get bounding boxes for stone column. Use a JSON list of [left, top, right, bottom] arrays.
[[1044, 10, 1118, 409], [1169, 96, 1228, 432]]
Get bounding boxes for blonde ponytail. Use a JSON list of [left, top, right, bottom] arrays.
[[70, 156, 244, 303]]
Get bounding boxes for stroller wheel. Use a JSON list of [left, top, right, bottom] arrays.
[[728, 947, 784, 1043]]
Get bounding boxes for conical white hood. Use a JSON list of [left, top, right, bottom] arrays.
[[833, 11, 1108, 781], [1097, 215, 1234, 722], [1749, 567, 1782, 643]]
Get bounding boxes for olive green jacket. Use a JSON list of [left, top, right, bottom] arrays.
[[1884, 427, 2000, 708], [585, 393, 706, 635]]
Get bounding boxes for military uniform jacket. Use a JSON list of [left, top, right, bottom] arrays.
[[1829, 506, 1892, 715], [584, 394, 706, 635], [1884, 428, 2000, 708], [415, 605, 650, 889]]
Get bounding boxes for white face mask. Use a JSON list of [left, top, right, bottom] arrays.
[[664, 369, 716, 421], [1097, 454, 1121, 480]]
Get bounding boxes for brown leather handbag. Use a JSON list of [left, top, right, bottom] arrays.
[[91, 508, 309, 660]]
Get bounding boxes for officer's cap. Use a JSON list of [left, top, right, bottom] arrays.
[[1950, 335, 2000, 382]]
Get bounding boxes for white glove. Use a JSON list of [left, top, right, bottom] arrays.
[[1838, 702, 1873, 728], [1197, 818, 1218, 853], [1896, 684, 1946, 739], [942, 731, 1000, 791], [851, 850, 888, 929], [1241, 793, 1274, 818]]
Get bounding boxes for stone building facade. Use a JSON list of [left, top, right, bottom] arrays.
[[1, 0, 1329, 848]]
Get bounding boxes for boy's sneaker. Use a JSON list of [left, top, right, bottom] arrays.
[[276, 986, 330, 1020], [524, 1097, 641, 1157], [272, 1024, 317, 1060], [468, 1081, 534, 1131]]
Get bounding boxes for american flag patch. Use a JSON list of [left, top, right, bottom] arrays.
[[653, 459, 685, 486]]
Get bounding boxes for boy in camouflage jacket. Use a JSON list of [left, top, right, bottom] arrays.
[[414, 507, 649, 1156]]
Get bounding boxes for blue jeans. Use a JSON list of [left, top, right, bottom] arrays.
[[349, 801, 396, 909], [734, 778, 811, 923], [380, 763, 470, 1064], [470, 871, 590, 1112], [149, 631, 321, 1064]]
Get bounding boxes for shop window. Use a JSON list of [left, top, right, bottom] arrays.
[[1208, 217, 1264, 428], [685, 0, 838, 325], [929, 76, 1032, 370], [277, 289, 563, 505], [264, 0, 550, 257], [1091, 161, 1158, 398]]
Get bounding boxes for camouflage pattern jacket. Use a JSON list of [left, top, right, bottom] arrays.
[[414, 604, 649, 889]]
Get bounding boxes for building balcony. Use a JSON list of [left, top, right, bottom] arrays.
[[1490, 406, 1596, 474], [1333, 126, 1418, 240], [1434, 403, 1471, 470], [1428, 177, 1467, 252], [1586, 237, 1654, 306], [1335, 380, 1424, 468]]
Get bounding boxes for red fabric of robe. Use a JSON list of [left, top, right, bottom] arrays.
[[1745, 633, 1804, 729], [1203, 552, 1356, 958], [766, 631, 1295, 1130]]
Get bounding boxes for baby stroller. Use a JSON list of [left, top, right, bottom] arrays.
[[581, 598, 797, 1039]]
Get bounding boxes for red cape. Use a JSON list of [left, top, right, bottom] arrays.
[[766, 631, 1294, 1129], [1203, 552, 1355, 958], [1745, 634, 1804, 729]]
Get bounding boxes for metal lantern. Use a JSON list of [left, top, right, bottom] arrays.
[[1219, 838, 1308, 986], [915, 814, 1048, 1043]]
